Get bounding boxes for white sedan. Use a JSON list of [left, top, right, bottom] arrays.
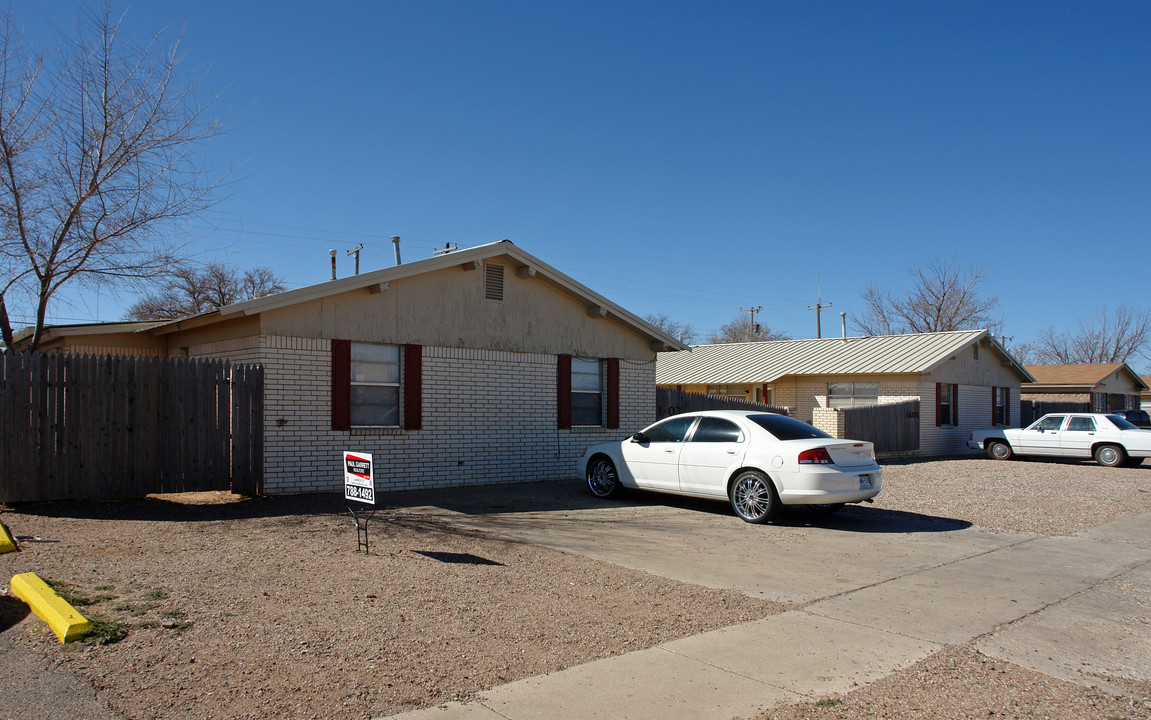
[[968, 413, 1151, 467], [575, 410, 882, 524]]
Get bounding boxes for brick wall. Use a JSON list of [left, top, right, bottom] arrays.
[[192, 336, 655, 494]]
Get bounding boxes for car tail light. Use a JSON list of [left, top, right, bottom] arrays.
[[798, 447, 834, 464]]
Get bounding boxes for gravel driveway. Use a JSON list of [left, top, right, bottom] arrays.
[[2, 456, 1150, 720]]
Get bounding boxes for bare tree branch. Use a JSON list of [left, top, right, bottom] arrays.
[[854, 258, 1001, 336], [0, 4, 229, 349], [706, 314, 791, 344], [125, 261, 285, 320], [643, 312, 697, 345], [1027, 306, 1151, 365]]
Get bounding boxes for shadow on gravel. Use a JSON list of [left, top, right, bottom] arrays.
[[2, 492, 350, 522], [0, 595, 31, 633]]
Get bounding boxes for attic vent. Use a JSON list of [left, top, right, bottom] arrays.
[[484, 263, 505, 301]]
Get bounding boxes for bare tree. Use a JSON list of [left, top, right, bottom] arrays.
[[644, 312, 697, 345], [126, 262, 285, 320], [706, 315, 791, 344], [855, 258, 1001, 336], [0, 6, 227, 350], [1026, 306, 1151, 365]]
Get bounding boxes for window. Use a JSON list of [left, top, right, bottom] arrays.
[[571, 358, 603, 426], [642, 416, 696, 443], [350, 343, 400, 426], [748, 414, 831, 440], [992, 387, 1010, 426], [1035, 415, 1065, 432], [936, 383, 959, 426], [332, 340, 422, 431], [706, 384, 746, 397], [1067, 416, 1096, 432], [690, 416, 742, 443], [557, 355, 619, 429], [828, 382, 879, 409]]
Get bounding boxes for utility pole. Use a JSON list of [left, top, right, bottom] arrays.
[[740, 306, 762, 338], [807, 275, 832, 338], [347, 244, 364, 275]]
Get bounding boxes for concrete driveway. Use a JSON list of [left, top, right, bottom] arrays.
[[379, 479, 1151, 719]]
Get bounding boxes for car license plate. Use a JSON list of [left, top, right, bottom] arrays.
[[859, 474, 872, 490]]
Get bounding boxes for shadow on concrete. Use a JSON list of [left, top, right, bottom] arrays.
[[0, 595, 31, 634]]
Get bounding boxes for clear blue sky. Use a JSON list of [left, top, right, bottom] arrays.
[[15, 1, 1151, 350]]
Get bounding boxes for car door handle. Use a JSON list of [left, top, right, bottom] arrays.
[[726, 450, 737, 454]]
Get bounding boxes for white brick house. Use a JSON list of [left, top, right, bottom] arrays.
[[18, 241, 686, 493], [656, 330, 1033, 456]]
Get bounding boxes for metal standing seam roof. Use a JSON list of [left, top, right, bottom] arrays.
[[656, 329, 1014, 384]]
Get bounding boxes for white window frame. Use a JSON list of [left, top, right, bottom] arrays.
[[571, 357, 603, 427], [350, 342, 401, 428]]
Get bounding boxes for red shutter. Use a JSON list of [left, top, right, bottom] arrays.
[[331, 339, 351, 431], [606, 358, 620, 429], [403, 344, 422, 430], [935, 383, 942, 427], [952, 384, 959, 426], [557, 354, 572, 429]]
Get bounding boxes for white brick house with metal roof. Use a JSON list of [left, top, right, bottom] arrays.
[[657, 329, 1033, 456]]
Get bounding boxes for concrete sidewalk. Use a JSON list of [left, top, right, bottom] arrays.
[[380, 492, 1151, 720]]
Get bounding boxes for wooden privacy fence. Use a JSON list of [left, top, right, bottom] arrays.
[[841, 400, 920, 454], [0, 351, 263, 503], [656, 388, 788, 419], [1020, 400, 1090, 427]]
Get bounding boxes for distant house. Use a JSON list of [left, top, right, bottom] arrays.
[[656, 330, 1033, 456], [1021, 363, 1148, 413], [10, 240, 687, 494]]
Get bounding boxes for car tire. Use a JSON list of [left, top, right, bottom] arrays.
[[808, 503, 846, 515], [729, 470, 779, 524], [1095, 444, 1127, 468], [987, 440, 1013, 461], [586, 455, 621, 498]]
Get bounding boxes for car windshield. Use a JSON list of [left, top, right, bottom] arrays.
[[1104, 415, 1140, 431], [747, 414, 831, 440]]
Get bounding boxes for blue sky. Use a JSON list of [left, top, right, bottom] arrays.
[[14, 1, 1151, 351]]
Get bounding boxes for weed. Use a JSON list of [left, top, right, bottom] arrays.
[[136, 620, 159, 629], [94, 584, 115, 592], [79, 616, 129, 646], [143, 588, 167, 601], [44, 579, 94, 607], [113, 603, 147, 617], [815, 697, 842, 708], [161, 609, 186, 619]]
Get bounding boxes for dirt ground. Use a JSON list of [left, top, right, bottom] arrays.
[[3, 457, 1151, 720], [0, 491, 779, 720]]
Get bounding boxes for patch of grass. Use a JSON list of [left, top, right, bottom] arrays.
[[113, 603, 148, 617], [143, 588, 167, 601], [815, 697, 842, 708], [160, 609, 186, 619], [42, 578, 109, 607], [79, 616, 129, 646], [136, 620, 159, 629], [94, 584, 115, 592]]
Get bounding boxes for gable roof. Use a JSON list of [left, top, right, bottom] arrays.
[[1023, 363, 1149, 391], [657, 329, 1033, 385], [13, 241, 689, 353]]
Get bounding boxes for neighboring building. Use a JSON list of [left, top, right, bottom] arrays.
[[1021, 363, 1148, 413], [656, 330, 1032, 456], [1142, 377, 1151, 413], [10, 241, 687, 494]]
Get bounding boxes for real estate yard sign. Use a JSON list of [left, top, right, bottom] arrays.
[[343, 451, 374, 505]]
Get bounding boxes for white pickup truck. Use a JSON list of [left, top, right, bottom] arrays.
[[968, 412, 1151, 467]]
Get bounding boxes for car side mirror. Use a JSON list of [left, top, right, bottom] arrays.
[[630, 432, 647, 443]]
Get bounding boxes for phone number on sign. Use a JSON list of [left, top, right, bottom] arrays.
[[345, 485, 374, 502]]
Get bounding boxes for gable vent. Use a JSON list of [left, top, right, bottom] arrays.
[[484, 263, 505, 301]]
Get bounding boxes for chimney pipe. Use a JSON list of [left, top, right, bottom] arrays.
[[840, 312, 847, 340], [391, 236, 402, 266], [329, 249, 337, 280]]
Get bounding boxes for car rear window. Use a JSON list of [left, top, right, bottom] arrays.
[[1104, 415, 1140, 431], [747, 414, 831, 441]]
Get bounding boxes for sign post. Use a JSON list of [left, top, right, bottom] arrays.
[[343, 451, 375, 552]]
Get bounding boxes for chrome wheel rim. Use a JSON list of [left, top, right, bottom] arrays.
[[588, 459, 617, 497], [733, 476, 770, 520], [991, 443, 1009, 459], [1099, 447, 1119, 465]]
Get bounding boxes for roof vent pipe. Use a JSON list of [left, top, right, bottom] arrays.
[[840, 312, 847, 341], [329, 249, 337, 280], [392, 236, 402, 266]]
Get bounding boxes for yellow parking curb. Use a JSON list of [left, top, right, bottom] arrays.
[[0, 522, 16, 554], [9, 572, 92, 642]]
